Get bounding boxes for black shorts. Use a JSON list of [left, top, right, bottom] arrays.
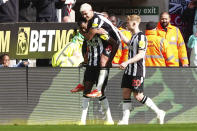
[[83, 67, 109, 95], [121, 75, 144, 93], [84, 67, 100, 83], [102, 45, 112, 57]]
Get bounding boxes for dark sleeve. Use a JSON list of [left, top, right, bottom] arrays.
[[55, 0, 65, 9], [82, 41, 87, 58]]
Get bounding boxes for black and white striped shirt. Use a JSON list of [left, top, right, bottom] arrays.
[[124, 32, 147, 77], [87, 12, 121, 45], [85, 35, 103, 67]]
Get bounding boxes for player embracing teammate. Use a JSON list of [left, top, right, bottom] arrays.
[[71, 3, 166, 125]]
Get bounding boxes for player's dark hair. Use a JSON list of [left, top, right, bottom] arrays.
[[77, 17, 87, 27]]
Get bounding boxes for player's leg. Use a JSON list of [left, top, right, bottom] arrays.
[[118, 88, 132, 125], [106, 37, 120, 67], [78, 68, 96, 125], [132, 77, 166, 124], [118, 75, 132, 125], [99, 77, 114, 125], [79, 81, 94, 125], [86, 46, 111, 98]]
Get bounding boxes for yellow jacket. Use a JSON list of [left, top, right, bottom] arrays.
[[52, 33, 84, 67], [157, 23, 189, 66], [112, 27, 131, 64], [145, 30, 177, 67]]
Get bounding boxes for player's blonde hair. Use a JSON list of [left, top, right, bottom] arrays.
[[80, 3, 92, 12], [127, 15, 141, 23]]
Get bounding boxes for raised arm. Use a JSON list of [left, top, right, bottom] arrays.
[[118, 30, 130, 44]]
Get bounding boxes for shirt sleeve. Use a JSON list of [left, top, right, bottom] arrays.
[[138, 34, 147, 50], [91, 15, 103, 29]]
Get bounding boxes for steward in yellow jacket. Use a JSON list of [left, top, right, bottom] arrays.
[[145, 28, 176, 66], [157, 12, 189, 66], [52, 32, 84, 67]]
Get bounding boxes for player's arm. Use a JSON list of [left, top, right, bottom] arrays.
[[83, 28, 106, 41], [118, 30, 130, 44], [120, 50, 145, 69]]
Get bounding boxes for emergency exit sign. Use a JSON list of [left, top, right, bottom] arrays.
[[108, 6, 159, 15]]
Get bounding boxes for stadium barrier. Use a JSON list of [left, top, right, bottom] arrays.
[[0, 67, 197, 125]]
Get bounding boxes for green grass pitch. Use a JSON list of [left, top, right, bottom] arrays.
[[0, 124, 197, 131]]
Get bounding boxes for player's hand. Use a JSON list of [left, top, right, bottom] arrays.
[[120, 61, 128, 70], [79, 62, 87, 67], [97, 28, 107, 35]]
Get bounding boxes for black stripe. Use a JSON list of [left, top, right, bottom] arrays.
[[99, 96, 106, 101], [140, 96, 148, 104], [123, 98, 131, 103], [91, 46, 94, 66], [83, 95, 90, 98]]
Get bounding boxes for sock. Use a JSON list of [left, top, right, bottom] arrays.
[[81, 97, 90, 123], [122, 99, 132, 122], [144, 97, 160, 114], [96, 69, 108, 91], [100, 96, 113, 122]]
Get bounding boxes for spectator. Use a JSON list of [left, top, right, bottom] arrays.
[[145, 22, 176, 67], [188, 29, 197, 67], [33, 0, 65, 22], [157, 12, 189, 67], [101, 12, 109, 19], [62, 4, 75, 22], [0, 54, 29, 67], [19, 0, 36, 22], [109, 14, 131, 67], [182, 0, 197, 64], [32, 0, 65, 67], [0, 0, 18, 23]]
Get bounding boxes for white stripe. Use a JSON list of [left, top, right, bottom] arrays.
[[93, 46, 97, 66], [143, 58, 146, 77], [89, 47, 92, 66], [133, 36, 138, 76], [97, 14, 121, 42], [140, 34, 145, 41], [98, 19, 104, 28]]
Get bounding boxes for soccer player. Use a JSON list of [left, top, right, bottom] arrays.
[[72, 18, 114, 125], [79, 3, 121, 97], [118, 15, 166, 125]]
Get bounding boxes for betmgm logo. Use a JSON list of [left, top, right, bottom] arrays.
[[16, 27, 30, 55]]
